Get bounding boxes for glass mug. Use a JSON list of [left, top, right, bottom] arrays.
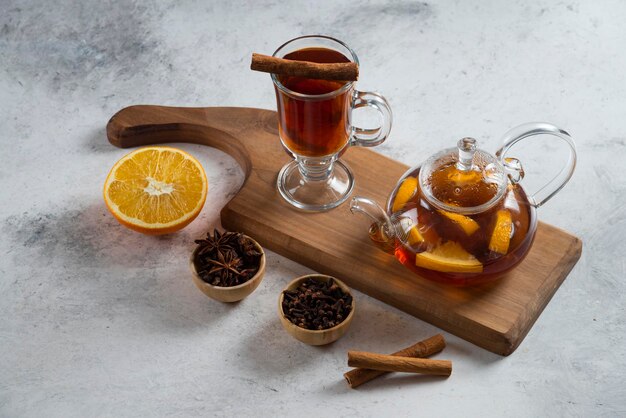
[[271, 35, 393, 211]]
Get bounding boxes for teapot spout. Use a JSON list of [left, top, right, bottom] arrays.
[[350, 197, 396, 253], [350, 196, 391, 226]]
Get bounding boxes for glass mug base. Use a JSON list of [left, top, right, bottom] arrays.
[[277, 159, 355, 212]]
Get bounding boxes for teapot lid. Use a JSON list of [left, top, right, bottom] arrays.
[[419, 138, 508, 215]]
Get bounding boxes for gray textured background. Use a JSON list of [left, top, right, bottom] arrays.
[[1, 0, 624, 417]]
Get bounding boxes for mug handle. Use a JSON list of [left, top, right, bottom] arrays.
[[349, 90, 393, 147], [496, 122, 577, 208]]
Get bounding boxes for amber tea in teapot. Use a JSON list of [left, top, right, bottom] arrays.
[[352, 123, 577, 286], [387, 165, 536, 286]]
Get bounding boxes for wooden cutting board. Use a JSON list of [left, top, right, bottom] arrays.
[[107, 105, 582, 356]]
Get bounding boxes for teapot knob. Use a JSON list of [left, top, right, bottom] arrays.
[[502, 157, 525, 184], [456, 137, 477, 171]]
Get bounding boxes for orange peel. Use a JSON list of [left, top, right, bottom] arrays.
[[415, 241, 483, 273], [392, 176, 418, 212], [489, 210, 513, 254], [439, 210, 480, 235]]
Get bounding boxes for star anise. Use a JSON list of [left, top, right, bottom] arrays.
[[194, 229, 236, 257], [193, 229, 262, 287], [202, 250, 244, 286]]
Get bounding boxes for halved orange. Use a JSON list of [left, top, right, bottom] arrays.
[[439, 210, 480, 235], [103, 146, 208, 235], [415, 241, 483, 273], [489, 210, 513, 254], [392, 176, 418, 212]]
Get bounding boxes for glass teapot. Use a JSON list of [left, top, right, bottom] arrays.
[[350, 123, 576, 286]]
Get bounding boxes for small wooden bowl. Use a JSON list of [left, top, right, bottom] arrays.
[[278, 274, 355, 346], [190, 235, 266, 303]]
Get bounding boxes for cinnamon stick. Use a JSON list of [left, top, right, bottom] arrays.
[[347, 351, 452, 376], [344, 334, 445, 388], [250, 53, 359, 81]]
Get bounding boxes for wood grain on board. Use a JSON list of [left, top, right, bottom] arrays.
[[107, 105, 582, 355]]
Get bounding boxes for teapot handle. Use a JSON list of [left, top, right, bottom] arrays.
[[496, 122, 576, 208]]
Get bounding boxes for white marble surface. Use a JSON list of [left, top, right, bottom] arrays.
[[1, 0, 625, 417]]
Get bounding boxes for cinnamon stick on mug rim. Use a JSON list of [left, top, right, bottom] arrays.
[[250, 53, 359, 81], [344, 334, 446, 388], [347, 351, 452, 376]]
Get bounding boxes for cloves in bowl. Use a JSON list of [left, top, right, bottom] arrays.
[[278, 274, 355, 345]]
